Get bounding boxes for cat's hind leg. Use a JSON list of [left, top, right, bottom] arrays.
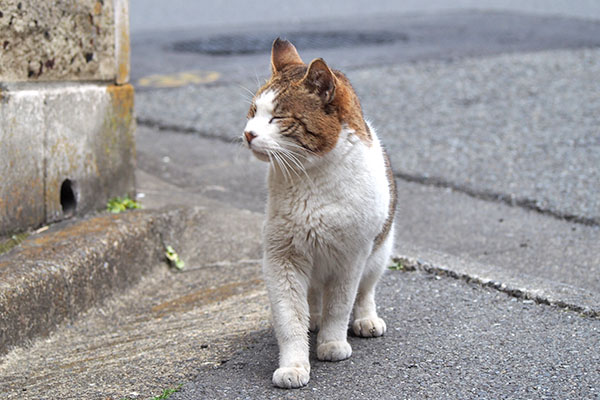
[[316, 254, 368, 362], [352, 225, 394, 338], [308, 277, 323, 332]]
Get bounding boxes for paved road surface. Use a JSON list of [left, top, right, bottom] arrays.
[[128, 4, 600, 397], [130, 0, 600, 33], [4, 3, 599, 399]]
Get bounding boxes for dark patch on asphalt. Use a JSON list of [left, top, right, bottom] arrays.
[[132, 11, 600, 84], [171, 31, 408, 55]]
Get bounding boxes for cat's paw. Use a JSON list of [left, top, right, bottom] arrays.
[[352, 317, 387, 337], [272, 366, 310, 389], [317, 341, 352, 361], [309, 313, 321, 332]]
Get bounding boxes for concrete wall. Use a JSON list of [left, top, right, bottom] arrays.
[[0, 0, 134, 236]]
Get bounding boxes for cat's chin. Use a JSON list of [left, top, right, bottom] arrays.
[[251, 149, 271, 162]]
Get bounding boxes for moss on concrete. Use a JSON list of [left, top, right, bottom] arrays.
[[0, 232, 29, 255]]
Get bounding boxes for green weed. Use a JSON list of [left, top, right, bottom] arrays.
[[107, 195, 141, 214], [119, 384, 182, 400], [165, 245, 185, 270], [388, 258, 413, 271], [151, 385, 183, 400]]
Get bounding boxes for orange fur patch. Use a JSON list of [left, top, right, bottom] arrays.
[[249, 40, 373, 154]]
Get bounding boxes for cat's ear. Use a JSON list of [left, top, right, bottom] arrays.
[[302, 58, 336, 104], [271, 38, 304, 73]]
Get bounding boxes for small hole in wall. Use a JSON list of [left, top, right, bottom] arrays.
[[60, 179, 77, 217]]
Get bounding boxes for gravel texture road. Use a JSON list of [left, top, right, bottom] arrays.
[[171, 270, 600, 400], [136, 47, 600, 224]]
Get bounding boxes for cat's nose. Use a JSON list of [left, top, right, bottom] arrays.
[[244, 130, 257, 144]]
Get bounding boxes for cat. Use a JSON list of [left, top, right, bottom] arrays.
[[243, 38, 397, 389]]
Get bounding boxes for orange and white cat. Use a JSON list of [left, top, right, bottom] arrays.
[[243, 38, 397, 389]]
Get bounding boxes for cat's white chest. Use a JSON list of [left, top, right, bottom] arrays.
[[265, 134, 389, 260]]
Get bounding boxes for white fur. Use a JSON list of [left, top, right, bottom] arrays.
[[244, 91, 280, 162], [245, 94, 394, 389]]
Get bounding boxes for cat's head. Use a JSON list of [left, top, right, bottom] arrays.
[[243, 38, 367, 165]]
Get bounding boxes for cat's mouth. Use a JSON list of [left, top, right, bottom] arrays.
[[250, 148, 271, 162]]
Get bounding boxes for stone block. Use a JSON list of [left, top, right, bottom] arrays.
[[0, 83, 136, 235], [0, 0, 129, 83], [0, 88, 46, 233]]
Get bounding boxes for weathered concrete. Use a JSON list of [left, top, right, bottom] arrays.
[[0, 208, 162, 354], [0, 88, 46, 232], [0, 187, 262, 357], [0, 0, 121, 82], [0, 171, 265, 399], [0, 0, 134, 235], [0, 83, 136, 235], [114, 0, 131, 84]]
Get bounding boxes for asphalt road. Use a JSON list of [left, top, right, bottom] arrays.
[[132, 10, 600, 223], [2, 4, 600, 400], [130, 0, 600, 34], [129, 3, 600, 398], [172, 270, 600, 400], [131, 11, 600, 86]]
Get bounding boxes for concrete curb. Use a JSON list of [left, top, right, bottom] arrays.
[[0, 207, 191, 355], [0, 191, 264, 357], [395, 245, 600, 318], [0, 82, 136, 236]]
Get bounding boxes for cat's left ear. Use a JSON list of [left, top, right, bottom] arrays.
[[302, 58, 336, 104]]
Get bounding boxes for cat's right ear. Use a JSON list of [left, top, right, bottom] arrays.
[[271, 38, 304, 73], [302, 58, 336, 105]]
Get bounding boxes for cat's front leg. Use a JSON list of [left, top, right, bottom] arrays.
[[263, 254, 312, 388]]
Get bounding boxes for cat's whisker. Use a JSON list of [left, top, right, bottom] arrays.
[[238, 84, 256, 99], [282, 141, 318, 159], [274, 151, 295, 182], [267, 149, 287, 182], [281, 143, 327, 176], [283, 150, 314, 187], [265, 150, 277, 174], [273, 146, 315, 188], [254, 70, 261, 89], [273, 144, 302, 173], [278, 151, 298, 183], [278, 148, 311, 184], [279, 148, 303, 170], [278, 152, 302, 181]]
